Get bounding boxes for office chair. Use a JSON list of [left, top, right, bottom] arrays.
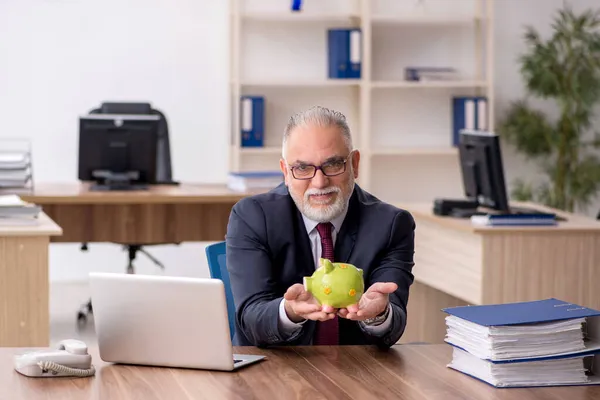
[[205, 241, 236, 340], [77, 101, 179, 326]]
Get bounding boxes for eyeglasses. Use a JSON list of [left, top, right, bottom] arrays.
[[288, 153, 353, 180]]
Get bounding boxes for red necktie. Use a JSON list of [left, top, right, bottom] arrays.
[[313, 222, 339, 345]]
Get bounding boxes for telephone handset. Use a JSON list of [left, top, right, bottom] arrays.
[[14, 339, 96, 378]]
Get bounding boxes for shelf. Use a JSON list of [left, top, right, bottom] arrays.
[[371, 14, 481, 26], [238, 79, 362, 88], [371, 80, 488, 89], [240, 12, 360, 23], [239, 146, 282, 155], [230, 0, 494, 202], [370, 147, 458, 156]]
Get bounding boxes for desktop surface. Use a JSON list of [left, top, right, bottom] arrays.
[[401, 202, 600, 233], [2, 344, 599, 400], [14, 182, 267, 204]]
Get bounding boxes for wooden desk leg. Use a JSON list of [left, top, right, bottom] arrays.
[[0, 236, 49, 347]]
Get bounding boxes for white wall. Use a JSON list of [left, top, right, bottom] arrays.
[[0, 0, 230, 282]]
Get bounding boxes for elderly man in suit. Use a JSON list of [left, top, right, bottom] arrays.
[[225, 106, 416, 347]]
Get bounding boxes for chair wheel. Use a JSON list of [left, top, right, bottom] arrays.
[[77, 312, 88, 326]]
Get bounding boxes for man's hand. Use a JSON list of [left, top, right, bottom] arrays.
[[283, 284, 337, 323], [338, 282, 397, 321]]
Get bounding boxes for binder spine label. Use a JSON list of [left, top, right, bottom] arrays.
[[465, 100, 475, 130], [350, 30, 361, 64], [477, 99, 487, 130], [242, 98, 252, 132]]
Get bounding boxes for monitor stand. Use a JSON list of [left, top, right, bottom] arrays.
[[89, 171, 148, 192]]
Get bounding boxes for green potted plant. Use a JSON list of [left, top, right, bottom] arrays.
[[497, 6, 600, 213]]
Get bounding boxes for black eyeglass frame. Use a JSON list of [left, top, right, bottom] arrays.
[[287, 151, 354, 180]]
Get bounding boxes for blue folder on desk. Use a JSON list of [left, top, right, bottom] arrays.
[[444, 299, 600, 388], [444, 298, 600, 363], [444, 298, 600, 327]]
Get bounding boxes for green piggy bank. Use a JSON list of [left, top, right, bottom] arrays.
[[304, 258, 364, 308]]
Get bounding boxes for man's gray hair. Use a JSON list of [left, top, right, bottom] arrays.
[[282, 106, 353, 159]]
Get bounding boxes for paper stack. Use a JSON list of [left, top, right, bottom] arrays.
[[227, 171, 283, 192], [443, 298, 600, 388], [0, 152, 32, 188], [0, 194, 41, 226]]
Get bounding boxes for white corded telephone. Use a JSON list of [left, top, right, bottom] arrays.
[[14, 339, 96, 378]]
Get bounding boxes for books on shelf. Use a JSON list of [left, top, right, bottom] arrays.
[[327, 28, 361, 79], [405, 67, 460, 82], [227, 171, 283, 192], [240, 96, 265, 148], [0, 194, 41, 226], [443, 298, 600, 388], [452, 96, 488, 146]]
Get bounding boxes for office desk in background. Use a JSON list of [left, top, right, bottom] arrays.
[[8, 184, 600, 348], [2, 344, 599, 400], [19, 182, 259, 244], [400, 202, 600, 344], [0, 214, 62, 347], [1, 182, 258, 347]]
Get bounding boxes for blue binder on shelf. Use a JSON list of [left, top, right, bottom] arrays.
[[240, 96, 264, 147], [452, 96, 488, 146], [291, 0, 302, 11], [327, 28, 361, 79]]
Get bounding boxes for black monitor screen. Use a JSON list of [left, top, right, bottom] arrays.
[[78, 114, 159, 190], [458, 130, 509, 212]]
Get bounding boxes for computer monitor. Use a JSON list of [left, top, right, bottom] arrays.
[[78, 114, 160, 191], [458, 130, 510, 213]]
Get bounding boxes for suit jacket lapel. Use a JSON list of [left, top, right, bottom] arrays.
[[335, 189, 359, 263], [293, 203, 316, 277]]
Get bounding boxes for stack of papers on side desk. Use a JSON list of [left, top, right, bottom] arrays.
[[0, 152, 32, 188], [227, 171, 283, 192], [0, 194, 41, 226], [443, 298, 600, 388]]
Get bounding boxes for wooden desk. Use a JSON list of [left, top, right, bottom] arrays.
[[399, 202, 600, 344], [1, 344, 599, 399], [0, 214, 62, 347], [18, 182, 260, 244], [1, 182, 258, 347]]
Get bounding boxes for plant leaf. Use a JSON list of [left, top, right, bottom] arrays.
[[568, 155, 600, 211], [496, 100, 555, 158], [510, 178, 535, 202]]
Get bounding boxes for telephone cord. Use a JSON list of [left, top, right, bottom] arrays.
[[37, 361, 96, 377]]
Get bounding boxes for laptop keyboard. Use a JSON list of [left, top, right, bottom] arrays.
[[234, 359, 243, 364]]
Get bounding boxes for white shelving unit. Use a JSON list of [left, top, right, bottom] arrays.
[[229, 0, 493, 204]]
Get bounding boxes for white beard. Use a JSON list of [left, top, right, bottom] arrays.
[[290, 177, 355, 223]]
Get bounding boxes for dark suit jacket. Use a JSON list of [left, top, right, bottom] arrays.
[[225, 183, 416, 348]]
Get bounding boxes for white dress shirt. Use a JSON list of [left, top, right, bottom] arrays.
[[278, 206, 393, 338]]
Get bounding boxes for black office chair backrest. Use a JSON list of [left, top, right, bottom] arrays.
[[89, 102, 173, 183]]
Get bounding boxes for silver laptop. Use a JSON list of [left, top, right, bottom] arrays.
[[89, 272, 265, 371]]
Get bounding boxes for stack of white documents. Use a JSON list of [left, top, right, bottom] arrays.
[[443, 298, 600, 388], [448, 346, 594, 387], [0, 152, 31, 188], [0, 194, 41, 226], [445, 315, 587, 361]]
